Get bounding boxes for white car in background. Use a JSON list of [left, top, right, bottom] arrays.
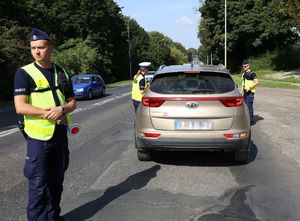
[[145, 71, 156, 83]]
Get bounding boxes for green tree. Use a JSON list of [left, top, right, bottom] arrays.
[[186, 48, 199, 63], [52, 38, 98, 75], [127, 17, 151, 74], [198, 0, 298, 70], [278, 0, 300, 28], [170, 46, 188, 65], [0, 21, 30, 101]]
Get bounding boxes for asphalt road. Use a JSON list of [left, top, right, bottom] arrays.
[[0, 85, 300, 221]]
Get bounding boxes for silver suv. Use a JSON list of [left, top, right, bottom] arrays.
[[134, 64, 251, 163]]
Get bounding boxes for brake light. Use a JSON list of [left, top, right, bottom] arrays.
[[142, 133, 161, 138], [142, 97, 165, 107], [224, 131, 247, 139], [219, 97, 243, 107]]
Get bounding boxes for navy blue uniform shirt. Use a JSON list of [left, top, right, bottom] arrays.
[[139, 77, 145, 90], [243, 71, 257, 81]]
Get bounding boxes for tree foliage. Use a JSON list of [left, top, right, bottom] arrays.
[[277, 0, 300, 28], [52, 39, 98, 75], [198, 0, 299, 70]]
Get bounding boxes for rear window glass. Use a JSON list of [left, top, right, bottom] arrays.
[[150, 72, 235, 94]]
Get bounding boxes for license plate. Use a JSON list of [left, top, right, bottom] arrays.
[[174, 120, 213, 130]]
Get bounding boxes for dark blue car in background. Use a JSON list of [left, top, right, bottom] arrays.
[[72, 74, 106, 99]]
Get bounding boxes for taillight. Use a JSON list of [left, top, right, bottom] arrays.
[[142, 97, 165, 107], [219, 97, 243, 107], [224, 131, 247, 139], [142, 133, 161, 138]]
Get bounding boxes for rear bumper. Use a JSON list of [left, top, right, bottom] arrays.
[[136, 137, 249, 152]]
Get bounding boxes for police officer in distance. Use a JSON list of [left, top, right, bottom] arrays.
[[131, 62, 151, 112], [14, 28, 76, 221], [241, 59, 259, 125]]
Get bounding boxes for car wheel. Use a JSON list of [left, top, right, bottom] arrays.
[[137, 150, 151, 161], [88, 90, 93, 99], [234, 132, 251, 163], [101, 88, 106, 97], [234, 150, 249, 163], [135, 134, 151, 161]]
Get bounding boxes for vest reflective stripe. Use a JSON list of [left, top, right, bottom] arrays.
[[242, 73, 256, 93], [22, 63, 72, 140], [24, 119, 54, 135], [131, 74, 145, 101]]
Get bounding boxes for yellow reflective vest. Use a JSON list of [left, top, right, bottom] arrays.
[[242, 71, 257, 93], [22, 63, 72, 141], [131, 74, 147, 101]]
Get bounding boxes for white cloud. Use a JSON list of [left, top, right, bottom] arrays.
[[175, 16, 194, 25]]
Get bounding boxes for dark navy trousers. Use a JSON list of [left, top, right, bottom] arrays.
[[132, 99, 141, 112], [24, 125, 69, 221], [243, 92, 255, 123]]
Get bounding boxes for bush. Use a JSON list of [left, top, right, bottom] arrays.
[[247, 44, 300, 71], [272, 45, 300, 70]]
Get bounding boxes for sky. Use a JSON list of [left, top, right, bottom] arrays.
[[114, 0, 201, 49]]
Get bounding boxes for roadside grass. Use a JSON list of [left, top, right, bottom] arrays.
[[107, 80, 131, 87], [233, 45, 300, 89], [233, 71, 300, 89], [276, 77, 300, 83]]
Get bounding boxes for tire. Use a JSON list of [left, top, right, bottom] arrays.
[[88, 90, 93, 99], [137, 150, 151, 161], [234, 132, 251, 163], [135, 135, 151, 161], [101, 87, 106, 97], [234, 150, 249, 163]]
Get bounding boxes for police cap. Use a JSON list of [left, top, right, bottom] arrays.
[[242, 59, 249, 66], [139, 62, 151, 69], [30, 28, 51, 42]]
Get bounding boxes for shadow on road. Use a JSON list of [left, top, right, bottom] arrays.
[[63, 165, 161, 221], [251, 114, 264, 125]]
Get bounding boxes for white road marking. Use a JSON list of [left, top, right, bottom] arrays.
[[0, 128, 20, 138], [0, 92, 131, 138], [72, 107, 87, 114]]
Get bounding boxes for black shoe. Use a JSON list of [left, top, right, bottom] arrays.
[[250, 120, 255, 125]]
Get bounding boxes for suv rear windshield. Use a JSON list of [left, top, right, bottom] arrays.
[[150, 72, 235, 94]]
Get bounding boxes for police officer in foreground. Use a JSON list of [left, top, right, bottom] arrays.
[[14, 28, 76, 221], [241, 59, 259, 125], [131, 62, 151, 112]]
